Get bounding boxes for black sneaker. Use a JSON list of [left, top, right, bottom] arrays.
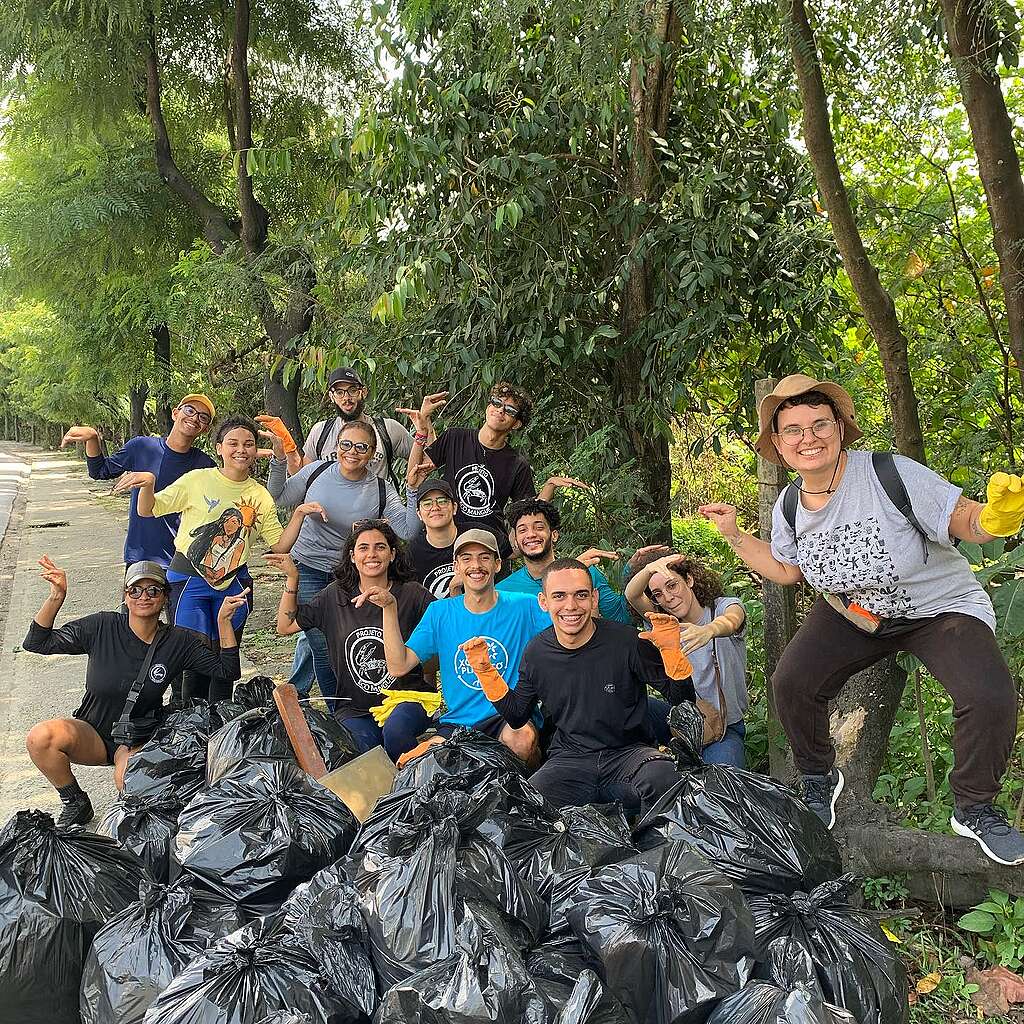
[[56, 793, 94, 828], [801, 767, 845, 830], [952, 803, 1024, 866]]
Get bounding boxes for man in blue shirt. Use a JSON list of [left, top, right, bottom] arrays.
[[496, 498, 635, 621], [61, 394, 216, 570], [357, 527, 549, 766]]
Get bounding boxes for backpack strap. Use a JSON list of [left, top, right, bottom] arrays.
[[376, 476, 387, 518], [871, 451, 934, 554], [372, 415, 402, 492], [303, 460, 333, 500], [781, 479, 802, 534], [313, 420, 334, 461]]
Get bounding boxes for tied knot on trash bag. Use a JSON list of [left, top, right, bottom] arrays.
[[667, 701, 706, 765], [97, 790, 182, 883], [214, 675, 277, 722], [391, 725, 527, 790]]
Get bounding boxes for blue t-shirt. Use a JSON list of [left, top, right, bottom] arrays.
[[497, 564, 631, 623], [87, 437, 215, 566], [406, 591, 550, 727]]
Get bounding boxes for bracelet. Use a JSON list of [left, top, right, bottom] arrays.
[[284, 588, 298, 595]]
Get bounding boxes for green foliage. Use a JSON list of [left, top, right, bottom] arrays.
[[864, 874, 911, 911], [958, 890, 1024, 970]]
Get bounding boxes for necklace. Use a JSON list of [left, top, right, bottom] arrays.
[[796, 451, 845, 496]]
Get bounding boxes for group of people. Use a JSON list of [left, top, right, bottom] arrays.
[[22, 368, 1024, 868]]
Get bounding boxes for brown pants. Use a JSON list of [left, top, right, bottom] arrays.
[[773, 598, 1017, 808]]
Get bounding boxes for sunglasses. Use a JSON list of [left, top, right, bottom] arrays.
[[126, 584, 167, 599], [488, 397, 521, 419], [177, 403, 212, 426], [330, 385, 364, 398], [338, 439, 372, 454]]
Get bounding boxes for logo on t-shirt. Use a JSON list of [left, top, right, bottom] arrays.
[[453, 636, 509, 691], [344, 627, 395, 694], [455, 464, 496, 518], [422, 563, 455, 599], [150, 663, 167, 684]]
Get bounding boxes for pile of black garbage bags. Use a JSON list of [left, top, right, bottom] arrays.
[[0, 685, 910, 1023]]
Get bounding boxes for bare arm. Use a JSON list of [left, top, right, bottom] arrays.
[[265, 554, 302, 635], [216, 589, 248, 648], [33, 555, 67, 628], [949, 496, 995, 544], [351, 587, 422, 677], [699, 503, 804, 586], [270, 502, 325, 554], [111, 471, 158, 515]]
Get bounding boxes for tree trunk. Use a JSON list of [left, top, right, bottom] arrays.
[[940, 0, 1024, 398], [785, 0, 927, 463], [129, 383, 149, 438], [152, 323, 173, 433]]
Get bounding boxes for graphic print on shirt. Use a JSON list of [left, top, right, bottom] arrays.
[[422, 562, 455, 599], [796, 516, 913, 617], [344, 627, 394, 694], [454, 635, 509, 691], [150, 663, 168, 684], [185, 500, 262, 585], [455, 464, 496, 519]]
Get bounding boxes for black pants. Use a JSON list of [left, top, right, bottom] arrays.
[[773, 598, 1017, 808], [529, 745, 681, 816]]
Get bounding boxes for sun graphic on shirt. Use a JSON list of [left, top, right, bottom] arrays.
[[237, 500, 262, 533]]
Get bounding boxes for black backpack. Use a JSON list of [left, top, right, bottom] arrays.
[[781, 451, 934, 558], [313, 415, 401, 493]]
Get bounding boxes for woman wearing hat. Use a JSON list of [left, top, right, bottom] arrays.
[[700, 374, 1024, 866]]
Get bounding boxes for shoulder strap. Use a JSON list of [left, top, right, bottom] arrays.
[[313, 420, 334, 461], [114, 624, 167, 729], [372, 415, 402, 492], [303, 460, 333, 499], [781, 479, 801, 533], [376, 476, 386, 518], [871, 451, 928, 542]]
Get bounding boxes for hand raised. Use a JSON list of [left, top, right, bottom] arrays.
[[407, 458, 437, 490], [60, 426, 98, 448], [296, 501, 328, 522], [698, 503, 739, 539], [351, 586, 396, 609], [460, 636, 495, 674], [576, 547, 618, 567], [627, 544, 673, 570], [110, 471, 156, 495], [265, 552, 299, 579], [38, 555, 67, 600], [217, 588, 251, 621]]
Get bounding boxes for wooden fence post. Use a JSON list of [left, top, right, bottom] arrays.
[[755, 378, 798, 780]]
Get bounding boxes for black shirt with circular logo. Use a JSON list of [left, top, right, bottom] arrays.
[[409, 531, 456, 599], [295, 580, 435, 718]]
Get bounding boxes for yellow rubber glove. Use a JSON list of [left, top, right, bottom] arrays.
[[639, 612, 694, 681], [254, 414, 297, 456], [369, 689, 443, 727], [460, 637, 509, 703], [980, 472, 1024, 537]]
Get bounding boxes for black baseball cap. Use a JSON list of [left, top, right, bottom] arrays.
[[326, 367, 365, 390], [416, 478, 454, 506]]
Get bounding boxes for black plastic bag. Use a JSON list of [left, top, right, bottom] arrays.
[[350, 788, 545, 988], [0, 809, 148, 1024], [142, 913, 362, 1024], [280, 862, 379, 1020], [748, 875, 908, 1024], [528, 934, 630, 1024], [373, 910, 553, 1024], [214, 675, 277, 724], [389, 726, 526, 792], [705, 938, 858, 1024], [121, 701, 215, 804], [96, 791, 182, 882], [206, 702, 358, 786], [633, 703, 841, 897], [80, 876, 246, 1024], [567, 842, 758, 1024], [173, 760, 358, 913]]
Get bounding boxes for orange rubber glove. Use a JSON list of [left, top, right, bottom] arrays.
[[254, 414, 297, 455], [638, 612, 694, 680], [396, 735, 445, 768], [460, 637, 510, 702]]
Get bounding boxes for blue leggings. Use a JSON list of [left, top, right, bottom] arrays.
[[646, 697, 746, 769], [167, 570, 250, 703], [340, 704, 431, 763]]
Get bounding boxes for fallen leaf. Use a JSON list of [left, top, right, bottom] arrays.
[[964, 965, 1024, 1017], [982, 965, 1024, 1004], [916, 971, 942, 994], [881, 923, 902, 944], [908, 990, 919, 1006]]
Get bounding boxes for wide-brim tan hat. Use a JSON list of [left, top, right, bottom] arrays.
[[755, 374, 862, 466]]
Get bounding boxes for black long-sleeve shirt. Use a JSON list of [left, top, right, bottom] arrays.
[[494, 619, 694, 755], [23, 613, 240, 741]]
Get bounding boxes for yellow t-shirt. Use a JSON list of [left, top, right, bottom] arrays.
[[153, 468, 283, 590]]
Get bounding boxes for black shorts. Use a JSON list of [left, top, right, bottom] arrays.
[[71, 712, 117, 765]]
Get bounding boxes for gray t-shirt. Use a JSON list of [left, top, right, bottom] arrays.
[[770, 450, 994, 630], [689, 596, 748, 725], [301, 415, 414, 481], [267, 459, 419, 573]]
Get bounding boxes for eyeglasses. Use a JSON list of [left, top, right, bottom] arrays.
[[177, 403, 212, 426], [776, 418, 838, 446], [420, 496, 452, 510], [338, 439, 372, 454], [330, 385, 364, 398], [126, 584, 166, 599], [488, 397, 520, 420]]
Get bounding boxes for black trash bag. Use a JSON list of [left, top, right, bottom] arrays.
[[566, 842, 758, 1024], [96, 791, 182, 882], [748, 875, 908, 1024], [632, 703, 842, 897], [280, 862, 379, 1020], [121, 701, 215, 804], [705, 938, 858, 1024], [81, 876, 246, 1024], [350, 788, 546, 989], [528, 934, 630, 1024], [389, 726, 526, 792], [0, 809, 148, 1024], [173, 760, 358, 913], [256, 1016, 316, 1024], [206, 702, 358, 786], [372, 910, 553, 1024], [142, 912, 362, 1024], [214, 675, 277, 724]]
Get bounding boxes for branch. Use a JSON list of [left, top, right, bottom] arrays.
[[144, 27, 237, 251]]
